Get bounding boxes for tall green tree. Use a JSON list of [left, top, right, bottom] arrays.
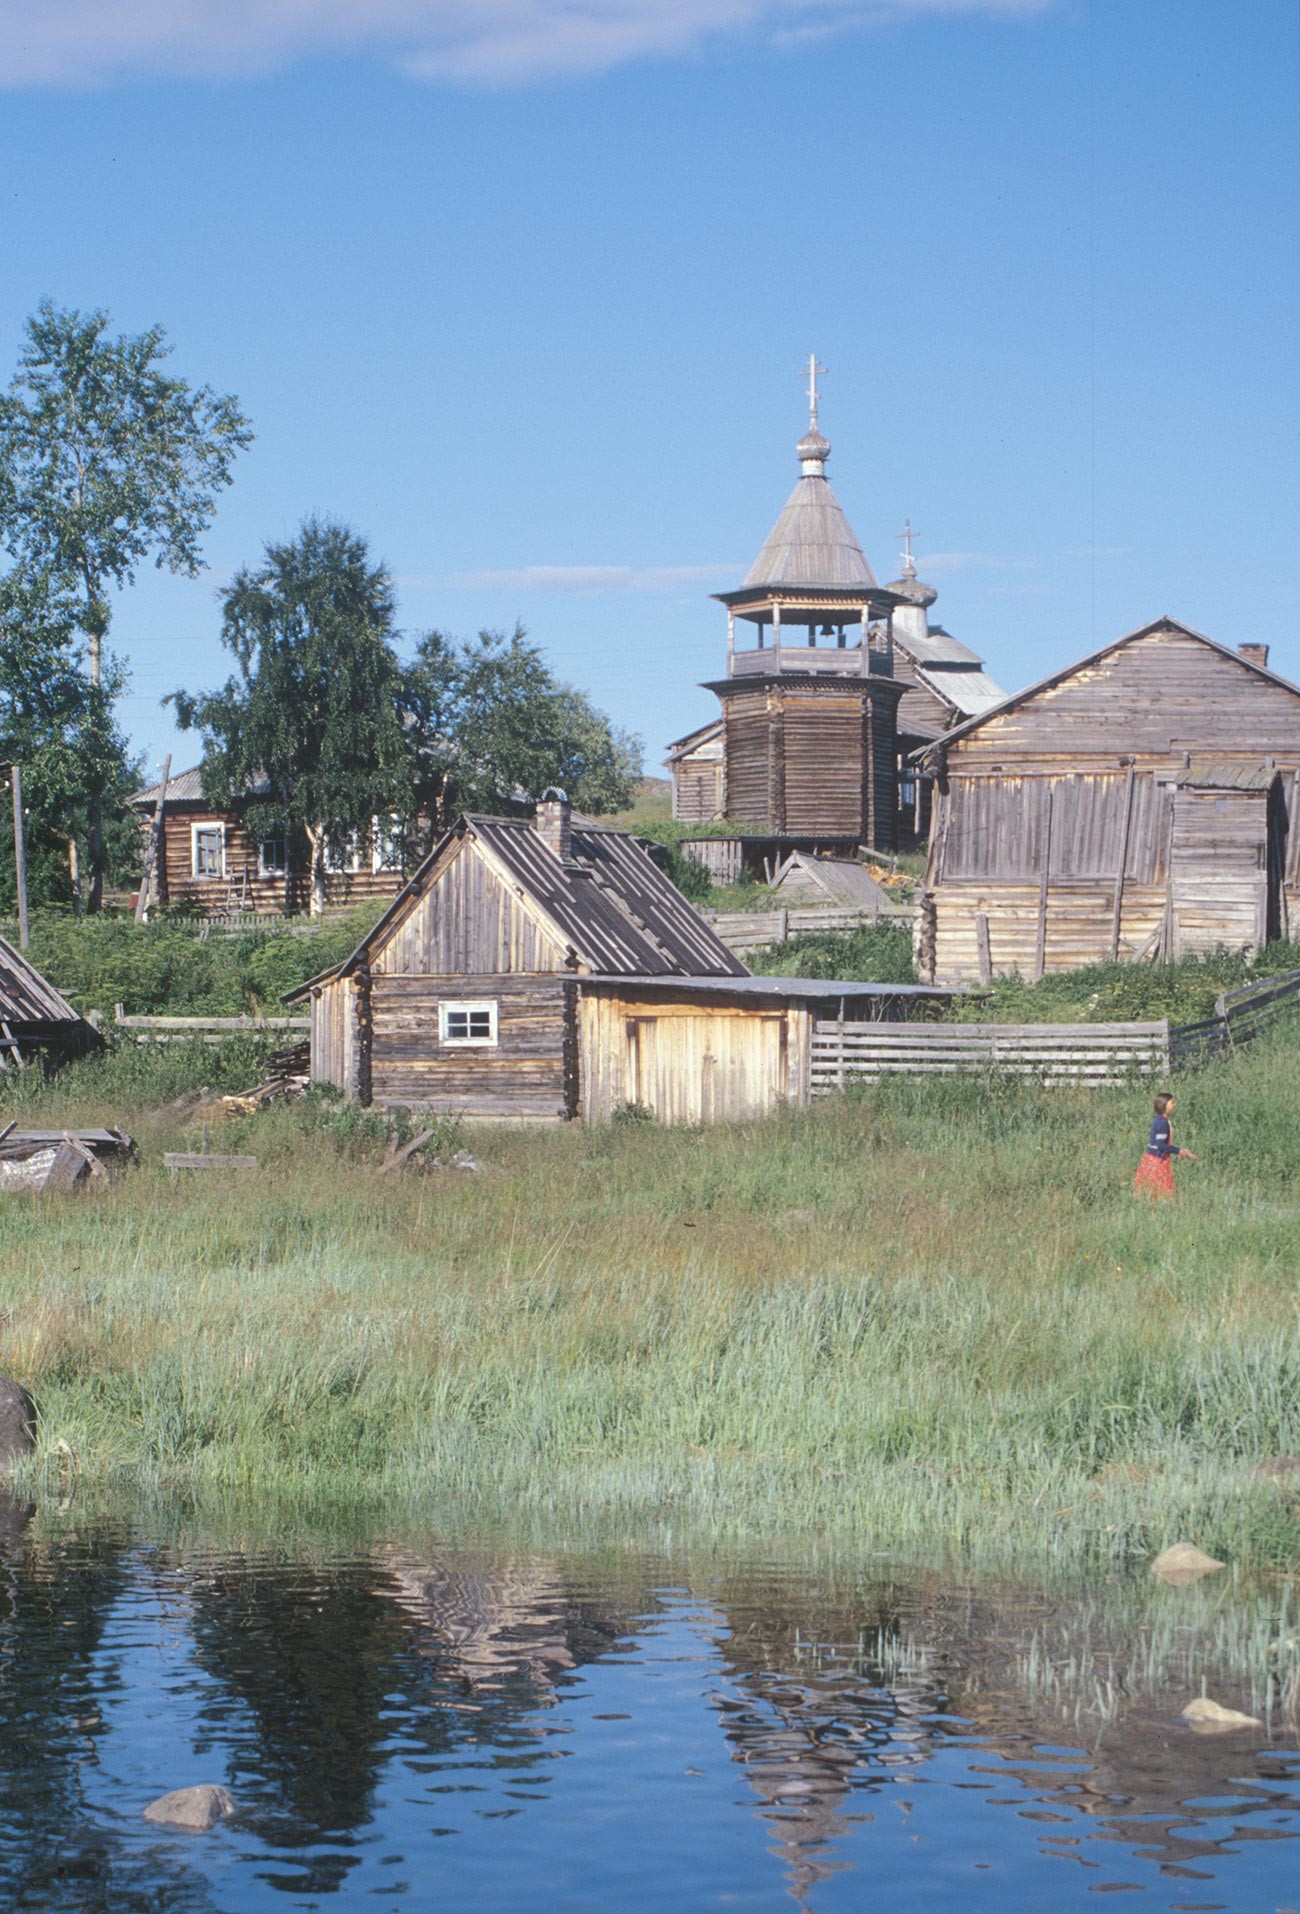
[[0, 563, 139, 913], [0, 300, 252, 907], [171, 518, 411, 916], [404, 625, 641, 827]]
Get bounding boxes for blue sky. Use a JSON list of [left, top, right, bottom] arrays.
[[2, 0, 1297, 788]]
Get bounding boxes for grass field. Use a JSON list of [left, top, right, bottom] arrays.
[[2, 1014, 1298, 1574]]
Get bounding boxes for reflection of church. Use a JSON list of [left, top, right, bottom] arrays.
[[666, 362, 1005, 849]]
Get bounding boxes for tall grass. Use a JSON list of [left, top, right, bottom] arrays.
[[2, 1025, 1298, 1570]]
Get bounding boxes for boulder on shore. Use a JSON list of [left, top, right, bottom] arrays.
[[142, 1785, 236, 1831], [0, 1378, 37, 1471], [1181, 1696, 1262, 1734], [1150, 1542, 1225, 1586]]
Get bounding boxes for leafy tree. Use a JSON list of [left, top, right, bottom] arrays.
[[404, 625, 641, 827], [0, 300, 252, 906], [171, 518, 411, 916], [0, 563, 140, 913]]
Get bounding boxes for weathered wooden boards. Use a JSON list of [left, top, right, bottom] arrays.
[[1168, 967, 1300, 1065], [718, 677, 902, 850], [810, 1020, 1171, 1090], [163, 1153, 259, 1172], [703, 902, 914, 955], [918, 624, 1300, 983], [114, 1008, 309, 1045], [0, 1127, 135, 1194], [579, 986, 804, 1125]]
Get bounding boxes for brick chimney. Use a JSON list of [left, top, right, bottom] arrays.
[[534, 788, 572, 860], [1238, 642, 1270, 669]]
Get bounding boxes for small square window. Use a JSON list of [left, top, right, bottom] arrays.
[[439, 1000, 498, 1047], [259, 837, 288, 877], [324, 831, 362, 874], [192, 824, 225, 879]]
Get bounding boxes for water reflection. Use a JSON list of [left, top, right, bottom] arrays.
[[0, 1502, 1295, 1912]]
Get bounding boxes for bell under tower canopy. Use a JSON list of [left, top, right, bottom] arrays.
[[714, 356, 900, 678]]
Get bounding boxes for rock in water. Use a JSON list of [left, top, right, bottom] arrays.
[[142, 1785, 236, 1831], [1150, 1542, 1225, 1585], [1181, 1697, 1262, 1734], [0, 1378, 37, 1471]]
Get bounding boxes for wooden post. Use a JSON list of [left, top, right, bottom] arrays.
[[1160, 785, 1177, 960], [135, 752, 170, 924], [10, 765, 29, 950], [976, 912, 991, 985], [772, 602, 782, 673], [1034, 785, 1054, 981], [1109, 760, 1136, 961]]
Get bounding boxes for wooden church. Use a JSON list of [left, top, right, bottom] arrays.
[[666, 367, 1005, 849]]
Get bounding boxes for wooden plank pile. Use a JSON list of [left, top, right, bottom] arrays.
[[221, 1039, 311, 1113], [0, 1124, 136, 1195]]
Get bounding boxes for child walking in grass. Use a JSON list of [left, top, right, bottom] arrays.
[[1133, 1090, 1196, 1198]]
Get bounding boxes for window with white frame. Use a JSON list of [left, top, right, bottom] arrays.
[[372, 814, 403, 873], [258, 836, 288, 877], [324, 830, 362, 874], [439, 1000, 498, 1047], [191, 822, 225, 879]]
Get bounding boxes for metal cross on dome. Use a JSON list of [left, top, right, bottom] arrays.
[[802, 353, 828, 429], [898, 518, 919, 567]]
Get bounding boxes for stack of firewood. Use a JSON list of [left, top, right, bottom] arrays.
[[221, 1039, 311, 1114]]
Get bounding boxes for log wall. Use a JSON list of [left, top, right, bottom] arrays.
[[369, 973, 573, 1119], [720, 679, 901, 849], [147, 807, 407, 916]]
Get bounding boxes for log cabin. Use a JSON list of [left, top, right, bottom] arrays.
[[289, 792, 941, 1123], [913, 617, 1300, 984], [130, 766, 413, 916]]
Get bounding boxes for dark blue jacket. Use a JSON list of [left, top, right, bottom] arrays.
[[1147, 1114, 1181, 1160]]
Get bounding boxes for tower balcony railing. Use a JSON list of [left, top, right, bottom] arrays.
[[727, 642, 894, 680]]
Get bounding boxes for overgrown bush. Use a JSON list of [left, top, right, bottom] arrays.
[[952, 943, 1300, 1026], [747, 921, 917, 983]]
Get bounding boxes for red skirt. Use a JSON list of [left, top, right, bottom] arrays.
[[1134, 1152, 1175, 1199]]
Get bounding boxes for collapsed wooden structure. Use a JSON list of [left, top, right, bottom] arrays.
[[914, 618, 1300, 984], [290, 794, 954, 1123], [0, 934, 95, 1072]]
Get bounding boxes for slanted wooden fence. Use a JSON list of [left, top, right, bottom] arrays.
[[112, 1006, 308, 1046], [1168, 967, 1300, 1067], [809, 967, 1300, 1093], [704, 902, 915, 954]]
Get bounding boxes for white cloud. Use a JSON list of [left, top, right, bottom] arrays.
[[0, 0, 1055, 90], [407, 562, 741, 593]]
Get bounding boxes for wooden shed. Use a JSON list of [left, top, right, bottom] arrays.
[[289, 795, 940, 1123], [0, 934, 95, 1072], [770, 852, 893, 911], [914, 618, 1300, 984]]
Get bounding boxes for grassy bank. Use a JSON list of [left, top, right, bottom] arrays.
[[2, 1025, 1299, 1571]]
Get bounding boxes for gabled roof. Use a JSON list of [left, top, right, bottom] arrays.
[[771, 853, 891, 908], [915, 663, 1007, 719], [131, 765, 274, 807], [916, 616, 1300, 762], [288, 812, 748, 998], [665, 719, 723, 760], [0, 934, 83, 1027]]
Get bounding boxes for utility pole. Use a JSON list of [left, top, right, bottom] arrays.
[[135, 753, 170, 924], [10, 764, 30, 949]]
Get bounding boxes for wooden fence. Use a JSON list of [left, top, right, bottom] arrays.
[[810, 1019, 1171, 1091], [1168, 967, 1300, 1066], [809, 968, 1300, 1092], [704, 902, 915, 954], [111, 1006, 308, 1046]]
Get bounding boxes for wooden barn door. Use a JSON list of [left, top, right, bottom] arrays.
[[623, 1010, 788, 1123], [1169, 786, 1269, 955]]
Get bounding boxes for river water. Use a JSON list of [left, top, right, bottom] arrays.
[[1, 1502, 1297, 1912]]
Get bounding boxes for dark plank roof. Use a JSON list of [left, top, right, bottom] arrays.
[[581, 973, 966, 1001], [471, 815, 747, 976], [1177, 760, 1278, 791], [915, 616, 1300, 763], [0, 934, 83, 1027]]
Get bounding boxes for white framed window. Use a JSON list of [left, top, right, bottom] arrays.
[[372, 814, 403, 874], [439, 1000, 499, 1047], [258, 836, 288, 877], [191, 822, 225, 879], [324, 830, 362, 874]]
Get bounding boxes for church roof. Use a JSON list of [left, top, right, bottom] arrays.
[[742, 415, 879, 593]]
